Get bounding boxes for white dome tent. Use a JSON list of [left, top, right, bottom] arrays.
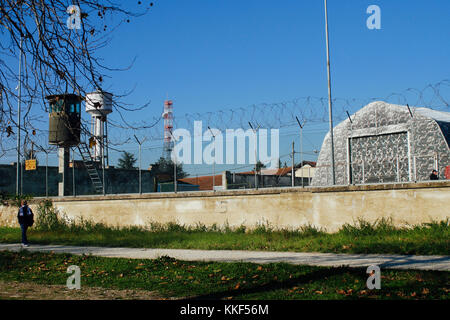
[[312, 101, 450, 186]]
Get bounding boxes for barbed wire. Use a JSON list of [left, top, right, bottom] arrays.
[[1, 79, 449, 164]]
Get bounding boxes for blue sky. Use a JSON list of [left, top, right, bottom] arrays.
[[3, 0, 450, 176], [96, 0, 449, 175], [102, 0, 449, 104]]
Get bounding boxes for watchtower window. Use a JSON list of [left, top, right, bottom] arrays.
[[68, 102, 81, 114], [50, 100, 64, 113]]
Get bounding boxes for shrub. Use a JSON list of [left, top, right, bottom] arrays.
[[0, 193, 33, 207], [339, 218, 396, 236], [34, 200, 67, 231]]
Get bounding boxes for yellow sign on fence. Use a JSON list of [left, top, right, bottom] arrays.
[[25, 159, 37, 171]]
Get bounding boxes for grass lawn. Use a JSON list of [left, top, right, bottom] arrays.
[[0, 250, 448, 300], [0, 218, 449, 255]]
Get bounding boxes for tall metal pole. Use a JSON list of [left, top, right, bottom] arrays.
[[324, 0, 336, 185], [254, 140, 257, 189], [102, 148, 105, 195], [134, 135, 145, 195], [174, 153, 177, 193], [72, 148, 76, 197], [248, 122, 259, 190], [139, 143, 142, 194], [45, 151, 48, 198], [16, 36, 23, 195], [292, 141, 295, 187], [168, 131, 177, 193], [300, 127, 303, 187], [208, 127, 216, 192], [296, 117, 305, 187]]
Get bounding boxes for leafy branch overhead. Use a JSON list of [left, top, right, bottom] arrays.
[[0, 0, 156, 152]]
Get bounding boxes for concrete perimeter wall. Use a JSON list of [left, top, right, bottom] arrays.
[[0, 181, 449, 232]]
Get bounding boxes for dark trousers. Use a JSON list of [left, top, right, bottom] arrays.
[[20, 223, 28, 245]]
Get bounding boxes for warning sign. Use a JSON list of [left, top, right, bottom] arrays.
[[25, 159, 37, 171]]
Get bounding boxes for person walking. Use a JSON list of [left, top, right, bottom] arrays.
[[17, 200, 34, 247], [429, 170, 439, 180]]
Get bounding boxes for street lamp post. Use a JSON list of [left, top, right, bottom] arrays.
[[16, 36, 23, 195], [324, 0, 336, 185]]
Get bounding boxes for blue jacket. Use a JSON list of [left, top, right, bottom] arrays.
[[18, 205, 34, 226]]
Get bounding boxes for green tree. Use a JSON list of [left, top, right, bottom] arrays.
[[150, 157, 188, 181], [117, 151, 137, 169], [256, 160, 266, 173]]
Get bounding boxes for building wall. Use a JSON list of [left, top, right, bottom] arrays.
[[1, 181, 448, 233], [0, 164, 155, 196], [225, 172, 308, 189], [313, 102, 450, 186], [295, 165, 316, 178]]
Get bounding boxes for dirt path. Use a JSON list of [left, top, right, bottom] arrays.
[[0, 280, 171, 300], [1, 243, 449, 271]]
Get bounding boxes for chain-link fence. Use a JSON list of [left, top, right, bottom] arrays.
[[312, 152, 448, 187]]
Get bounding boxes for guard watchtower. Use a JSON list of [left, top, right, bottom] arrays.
[[46, 94, 83, 196], [46, 94, 82, 147]]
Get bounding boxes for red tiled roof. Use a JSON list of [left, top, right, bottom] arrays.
[[237, 162, 316, 176], [239, 167, 293, 176], [180, 175, 222, 191]]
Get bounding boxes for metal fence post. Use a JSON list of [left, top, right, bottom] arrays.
[[396, 155, 400, 182], [362, 161, 365, 184], [434, 152, 439, 176], [72, 148, 76, 197], [413, 155, 417, 182], [45, 151, 48, 198]]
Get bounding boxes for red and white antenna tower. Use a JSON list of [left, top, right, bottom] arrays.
[[162, 100, 174, 160]]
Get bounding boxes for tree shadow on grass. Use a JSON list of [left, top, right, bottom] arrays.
[[189, 266, 361, 300]]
